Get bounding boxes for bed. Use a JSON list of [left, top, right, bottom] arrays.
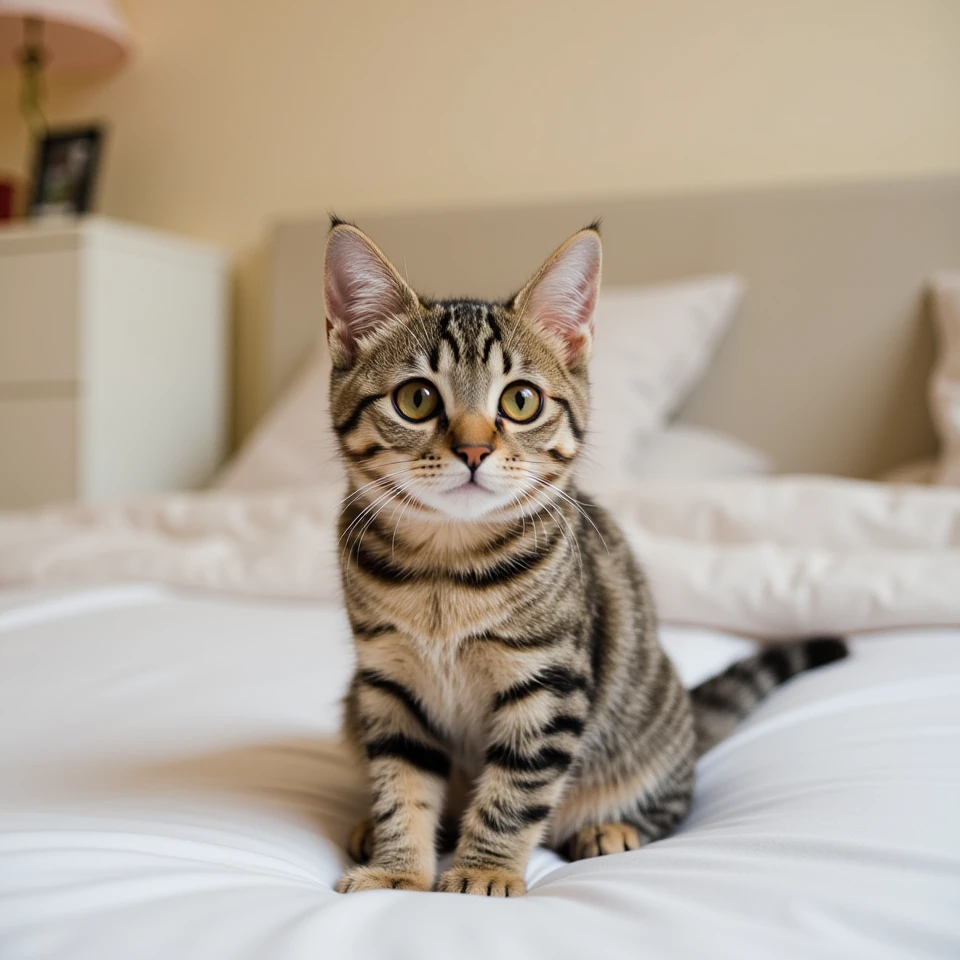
[[2, 177, 960, 959], [0, 582, 957, 960]]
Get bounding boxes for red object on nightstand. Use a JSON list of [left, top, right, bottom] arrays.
[[0, 180, 13, 221]]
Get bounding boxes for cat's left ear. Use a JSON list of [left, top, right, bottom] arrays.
[[515, 225, 602, 368]]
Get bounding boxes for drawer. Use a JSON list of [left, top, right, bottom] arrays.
[[0, 249, 79, 383], [0, 398, 78, 508]]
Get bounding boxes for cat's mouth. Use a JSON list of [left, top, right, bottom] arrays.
[[420, 473, 515, 520], [403, 467, 530, 520], [448, 478, 488, 494]]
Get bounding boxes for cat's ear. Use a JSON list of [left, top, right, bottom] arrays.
[[515, 225, 602, 368], [324, 221, 417, 368]]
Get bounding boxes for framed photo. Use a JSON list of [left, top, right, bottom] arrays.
[[28, 125, 106, 218]]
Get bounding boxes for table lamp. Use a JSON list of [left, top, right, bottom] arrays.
[[0, 0, 132, 132]]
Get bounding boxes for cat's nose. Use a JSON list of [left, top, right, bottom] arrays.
[[453, 444, 493, 471]]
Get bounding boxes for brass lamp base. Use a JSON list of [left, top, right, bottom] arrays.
[[18, 17, 47, 134]]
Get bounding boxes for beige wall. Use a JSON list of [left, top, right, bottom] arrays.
[[1, 0, 959, 440]]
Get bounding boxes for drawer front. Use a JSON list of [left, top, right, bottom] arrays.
[[0, 249, 79, 384], [0, 398, 78, 508]]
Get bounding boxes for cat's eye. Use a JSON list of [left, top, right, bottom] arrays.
[[393, 379, 441, 422], [499, 382, 543, 423]]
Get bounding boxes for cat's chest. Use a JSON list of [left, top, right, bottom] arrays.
[[402, 638, 516, 771], [424, 651, 487, 769]]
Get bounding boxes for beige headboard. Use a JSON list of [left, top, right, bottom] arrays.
[[268, 176, 960, 477]]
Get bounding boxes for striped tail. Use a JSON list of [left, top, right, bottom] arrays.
[[691, 636, 848, 756]]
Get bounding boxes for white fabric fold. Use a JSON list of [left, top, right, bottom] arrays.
[[1, 476, 958, 637]]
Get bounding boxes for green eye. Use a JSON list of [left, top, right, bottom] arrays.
[[499, 382, 543, 423], [393, 379, 440, 422]]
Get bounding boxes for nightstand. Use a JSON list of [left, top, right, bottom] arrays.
[[0, 217, 228, 509]]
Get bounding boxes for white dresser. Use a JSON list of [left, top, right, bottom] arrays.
[[0, 217, 228, 509]]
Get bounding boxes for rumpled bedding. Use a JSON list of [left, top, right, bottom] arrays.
[[3, 476, 959, 960], [2, 475, 957, 637]]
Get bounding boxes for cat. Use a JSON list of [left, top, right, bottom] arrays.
[[324, 218, 847, 896]]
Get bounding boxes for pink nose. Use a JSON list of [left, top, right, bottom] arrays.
[[453, 444, 493, 471]]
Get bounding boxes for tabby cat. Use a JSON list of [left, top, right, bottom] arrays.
[[325, 219, 847, 896]]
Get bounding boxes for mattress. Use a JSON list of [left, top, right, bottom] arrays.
[[1, 584, 958, 960]]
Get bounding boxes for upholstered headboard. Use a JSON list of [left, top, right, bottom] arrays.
[[266, 176, 960, 477]]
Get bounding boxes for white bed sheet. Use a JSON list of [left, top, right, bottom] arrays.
[[1, 585, 958, 960]]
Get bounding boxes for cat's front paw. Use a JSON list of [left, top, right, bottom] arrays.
[[336, 865, 432, 893], [436, 866, 526, 897]]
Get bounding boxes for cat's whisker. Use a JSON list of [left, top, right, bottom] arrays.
[[353, 481, 414, 566], [391, 491, 417, 557], [517, 444, 604, 470], [529, 476, 610, 553], [528, 488, 584, 587], [340, 480, 386, 516], [358, 456, 421, 469], [528, 494, 553, 552], [493, 489, 534, 550], [344, 481, 404, 536], [340, 487, 400, 550], [342, 462, 424, 494], [339, 485, 392, 523], [339, 468, 415, 513], [339, 471, 397, 503], [355, 476, 409, 562], [339, 477, 389, 511]]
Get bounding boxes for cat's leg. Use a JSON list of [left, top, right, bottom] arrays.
[[347, 818, 374, 864], [435, 753, 573, 897], [346, 751, 468, 867], [345, 763, 465, 867], [436, 668, 588, 897], [348, 766, 466, 864], [337, 677, 450, 893], [553, 755, 696, 861]]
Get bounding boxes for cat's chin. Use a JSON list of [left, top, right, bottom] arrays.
[[417, 482, 515, 522]]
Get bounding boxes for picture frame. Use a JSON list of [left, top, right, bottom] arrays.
[[28, 125, 106, 218]]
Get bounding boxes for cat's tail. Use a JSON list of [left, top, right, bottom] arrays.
[[690, 636, 848, 756]]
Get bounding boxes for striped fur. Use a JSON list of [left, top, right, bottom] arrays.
[[325, 222, 848, 896]]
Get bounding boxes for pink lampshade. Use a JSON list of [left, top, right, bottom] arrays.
[[0, 0, 132, 72]]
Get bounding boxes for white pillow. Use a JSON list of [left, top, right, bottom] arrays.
[[583, 276, 744, 490], [217, 275, 744, 493], [593, 277, 743, 429], [622, 425, 773, 480], [215, 346, 340, 493], [930, 274, 960, 486]]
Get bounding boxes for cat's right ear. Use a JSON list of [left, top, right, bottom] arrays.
[[324, 222, 416, 368]]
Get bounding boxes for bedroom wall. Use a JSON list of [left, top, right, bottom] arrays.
[[0, 0, 958, 441]]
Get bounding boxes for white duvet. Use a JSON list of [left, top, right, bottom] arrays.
[[1, 477, 959, 959]]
